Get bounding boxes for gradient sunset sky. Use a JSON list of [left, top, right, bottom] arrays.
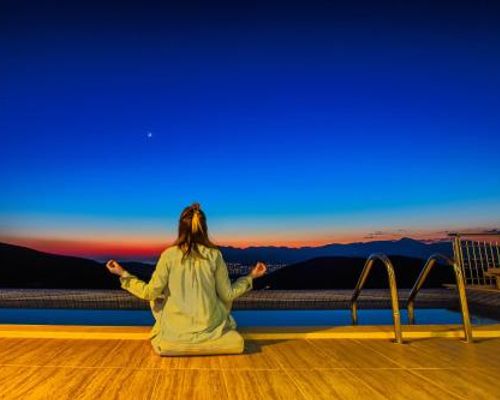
[[1, 0, 499, 260]]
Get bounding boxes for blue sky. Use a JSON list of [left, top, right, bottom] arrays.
[[1, 0, 499, 256]]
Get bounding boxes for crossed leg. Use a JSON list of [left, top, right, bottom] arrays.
[[151, 329, 245, 356]]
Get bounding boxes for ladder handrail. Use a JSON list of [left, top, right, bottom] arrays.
[[407, 253, 473, 343], [350, 253, 403, 344]]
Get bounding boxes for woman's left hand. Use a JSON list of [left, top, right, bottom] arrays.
[[106, 259, 126, 277], [250, 262, 267, 279]]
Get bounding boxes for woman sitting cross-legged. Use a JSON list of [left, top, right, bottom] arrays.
[[105, 202, 267, 356]]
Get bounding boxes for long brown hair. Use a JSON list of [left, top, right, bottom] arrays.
[[170, 202, 219, 262]]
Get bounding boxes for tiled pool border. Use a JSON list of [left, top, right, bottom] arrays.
[[1, 287, 499, 317]]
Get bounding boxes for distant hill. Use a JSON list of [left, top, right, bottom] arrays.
[[252, 255, 456, 289], [0, 242, 153, 289], [219, 237, 452, 264]]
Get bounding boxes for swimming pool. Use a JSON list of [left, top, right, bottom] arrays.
[[0, 308, 498, 326]]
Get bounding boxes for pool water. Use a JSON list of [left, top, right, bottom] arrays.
[[0, 308, 498, 326]]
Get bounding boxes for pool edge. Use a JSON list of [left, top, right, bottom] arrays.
[[1, 324, 500, 340]]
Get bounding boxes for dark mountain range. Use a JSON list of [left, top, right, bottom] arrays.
[[219, 237, 452, 264], [0, 241, 454, 290], [252, 256, 455, 290], [0, 242, 153, 289]]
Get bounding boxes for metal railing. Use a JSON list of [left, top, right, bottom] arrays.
[[406, 253, 473, 343], [351, 253, 403, 344], [449, 232, 500, 286]]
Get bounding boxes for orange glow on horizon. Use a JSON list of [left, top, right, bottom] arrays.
[[0, 228, 453, 260]]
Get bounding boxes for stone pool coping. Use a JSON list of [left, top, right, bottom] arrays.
[[0, 288, 462, 310], [1, 287, 499, 315]]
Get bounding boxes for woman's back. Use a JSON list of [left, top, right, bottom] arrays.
[[158, 243, 253, 343], [119, 242, 253, 345], [109, 202, 267, 355]]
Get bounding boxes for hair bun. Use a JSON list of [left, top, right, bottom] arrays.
[[191, 202, 201, 212]]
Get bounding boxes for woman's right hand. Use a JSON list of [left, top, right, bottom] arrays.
[[106, 259, 126, 277], [250, 262, 267, 279]]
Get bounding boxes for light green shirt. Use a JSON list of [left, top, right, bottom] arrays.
[[119, 244, 253, 344]]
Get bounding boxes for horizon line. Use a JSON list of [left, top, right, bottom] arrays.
[[1, 227, 497, 261], [0, 235, 451, 261]]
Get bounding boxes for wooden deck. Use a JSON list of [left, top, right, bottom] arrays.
[[1, 328, 500, 399]]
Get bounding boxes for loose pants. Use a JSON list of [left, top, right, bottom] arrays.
[[151, 329, 245, 356]]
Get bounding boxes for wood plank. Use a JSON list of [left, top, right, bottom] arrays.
[[151, 370, 228, 400], [86, 339, 164, 369], [77, 338, 225, 370], [144, 351, 223, 370], [262, 339, 340, 370], [352, 339, 433, 368], [306, 339, 401, 369], [215, 340, 282, 370], [430, 338, 500, 369], [411, 368, 500, 400], [74, 367, 159, 400], [222, 370, 307, 400], [285, 368, 387, 400], [62, 339, 222, 370], [351, 369, 465, 400], [25, 339, 121, 368], [0, 338, 29, 361], [0, 366, 159, 400], [0, 338, 72, 366], [357, 338, 500, 369], [0, 367, 229, 400], [469, 338, 500, 366], [0, 366, 62, 399]]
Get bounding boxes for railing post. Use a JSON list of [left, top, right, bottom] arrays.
[[452, 234, 466, 284], [453, 261, 473, 343]]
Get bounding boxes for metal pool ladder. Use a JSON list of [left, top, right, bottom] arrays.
[[351, 253, 403, 344], [406, 253, 473, 343]]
